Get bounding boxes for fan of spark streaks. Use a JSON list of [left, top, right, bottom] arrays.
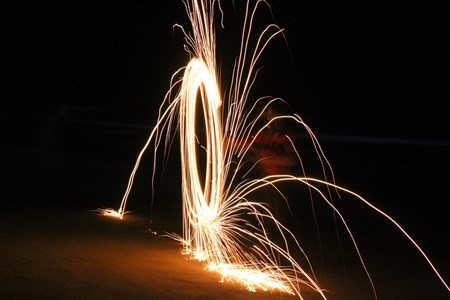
[[100, 0, 449, 299]]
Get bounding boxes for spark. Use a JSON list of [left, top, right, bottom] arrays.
[[99, 208, 127, 219], [101, 0, 449, 299]]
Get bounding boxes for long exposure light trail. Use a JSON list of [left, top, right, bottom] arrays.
[[100, 0, 449, 298]]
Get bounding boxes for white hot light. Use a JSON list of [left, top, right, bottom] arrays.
[[100, 1, 449, 299]]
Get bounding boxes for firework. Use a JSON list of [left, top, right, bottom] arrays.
[[100, 0, 449, 298]]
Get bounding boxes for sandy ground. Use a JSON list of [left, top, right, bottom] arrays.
[[0, 209, 294, 300], [1, 141, 448, 299], [1, 207, 448, 300]]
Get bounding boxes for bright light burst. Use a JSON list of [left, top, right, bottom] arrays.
[[100, 0, 449, 298]]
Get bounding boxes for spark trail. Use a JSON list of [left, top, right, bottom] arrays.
[[100, 0, 449, 299]]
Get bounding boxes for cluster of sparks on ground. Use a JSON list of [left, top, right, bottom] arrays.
[[100, 0, 449, 299]]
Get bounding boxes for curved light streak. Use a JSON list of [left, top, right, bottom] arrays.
[[100, 0, 449, 298]]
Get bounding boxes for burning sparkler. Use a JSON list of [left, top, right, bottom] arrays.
[[100, 0, 449, 298]]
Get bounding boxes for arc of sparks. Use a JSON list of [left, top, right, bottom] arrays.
[[100, 0, 449, 298]]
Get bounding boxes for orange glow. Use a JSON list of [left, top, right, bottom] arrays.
[[99, 208, 124, 219], [100, 0, 449, 298]]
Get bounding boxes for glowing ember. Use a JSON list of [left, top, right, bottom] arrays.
[[101, 0, 449, 298], [208, 262, 295, 294], [99, 208, 130, 219]]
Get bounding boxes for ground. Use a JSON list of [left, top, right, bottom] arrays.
[[1, 144, 448, 299]]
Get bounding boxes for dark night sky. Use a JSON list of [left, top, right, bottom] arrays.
[[2, 1, 449, 211], [3, 1, 449, 135]]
